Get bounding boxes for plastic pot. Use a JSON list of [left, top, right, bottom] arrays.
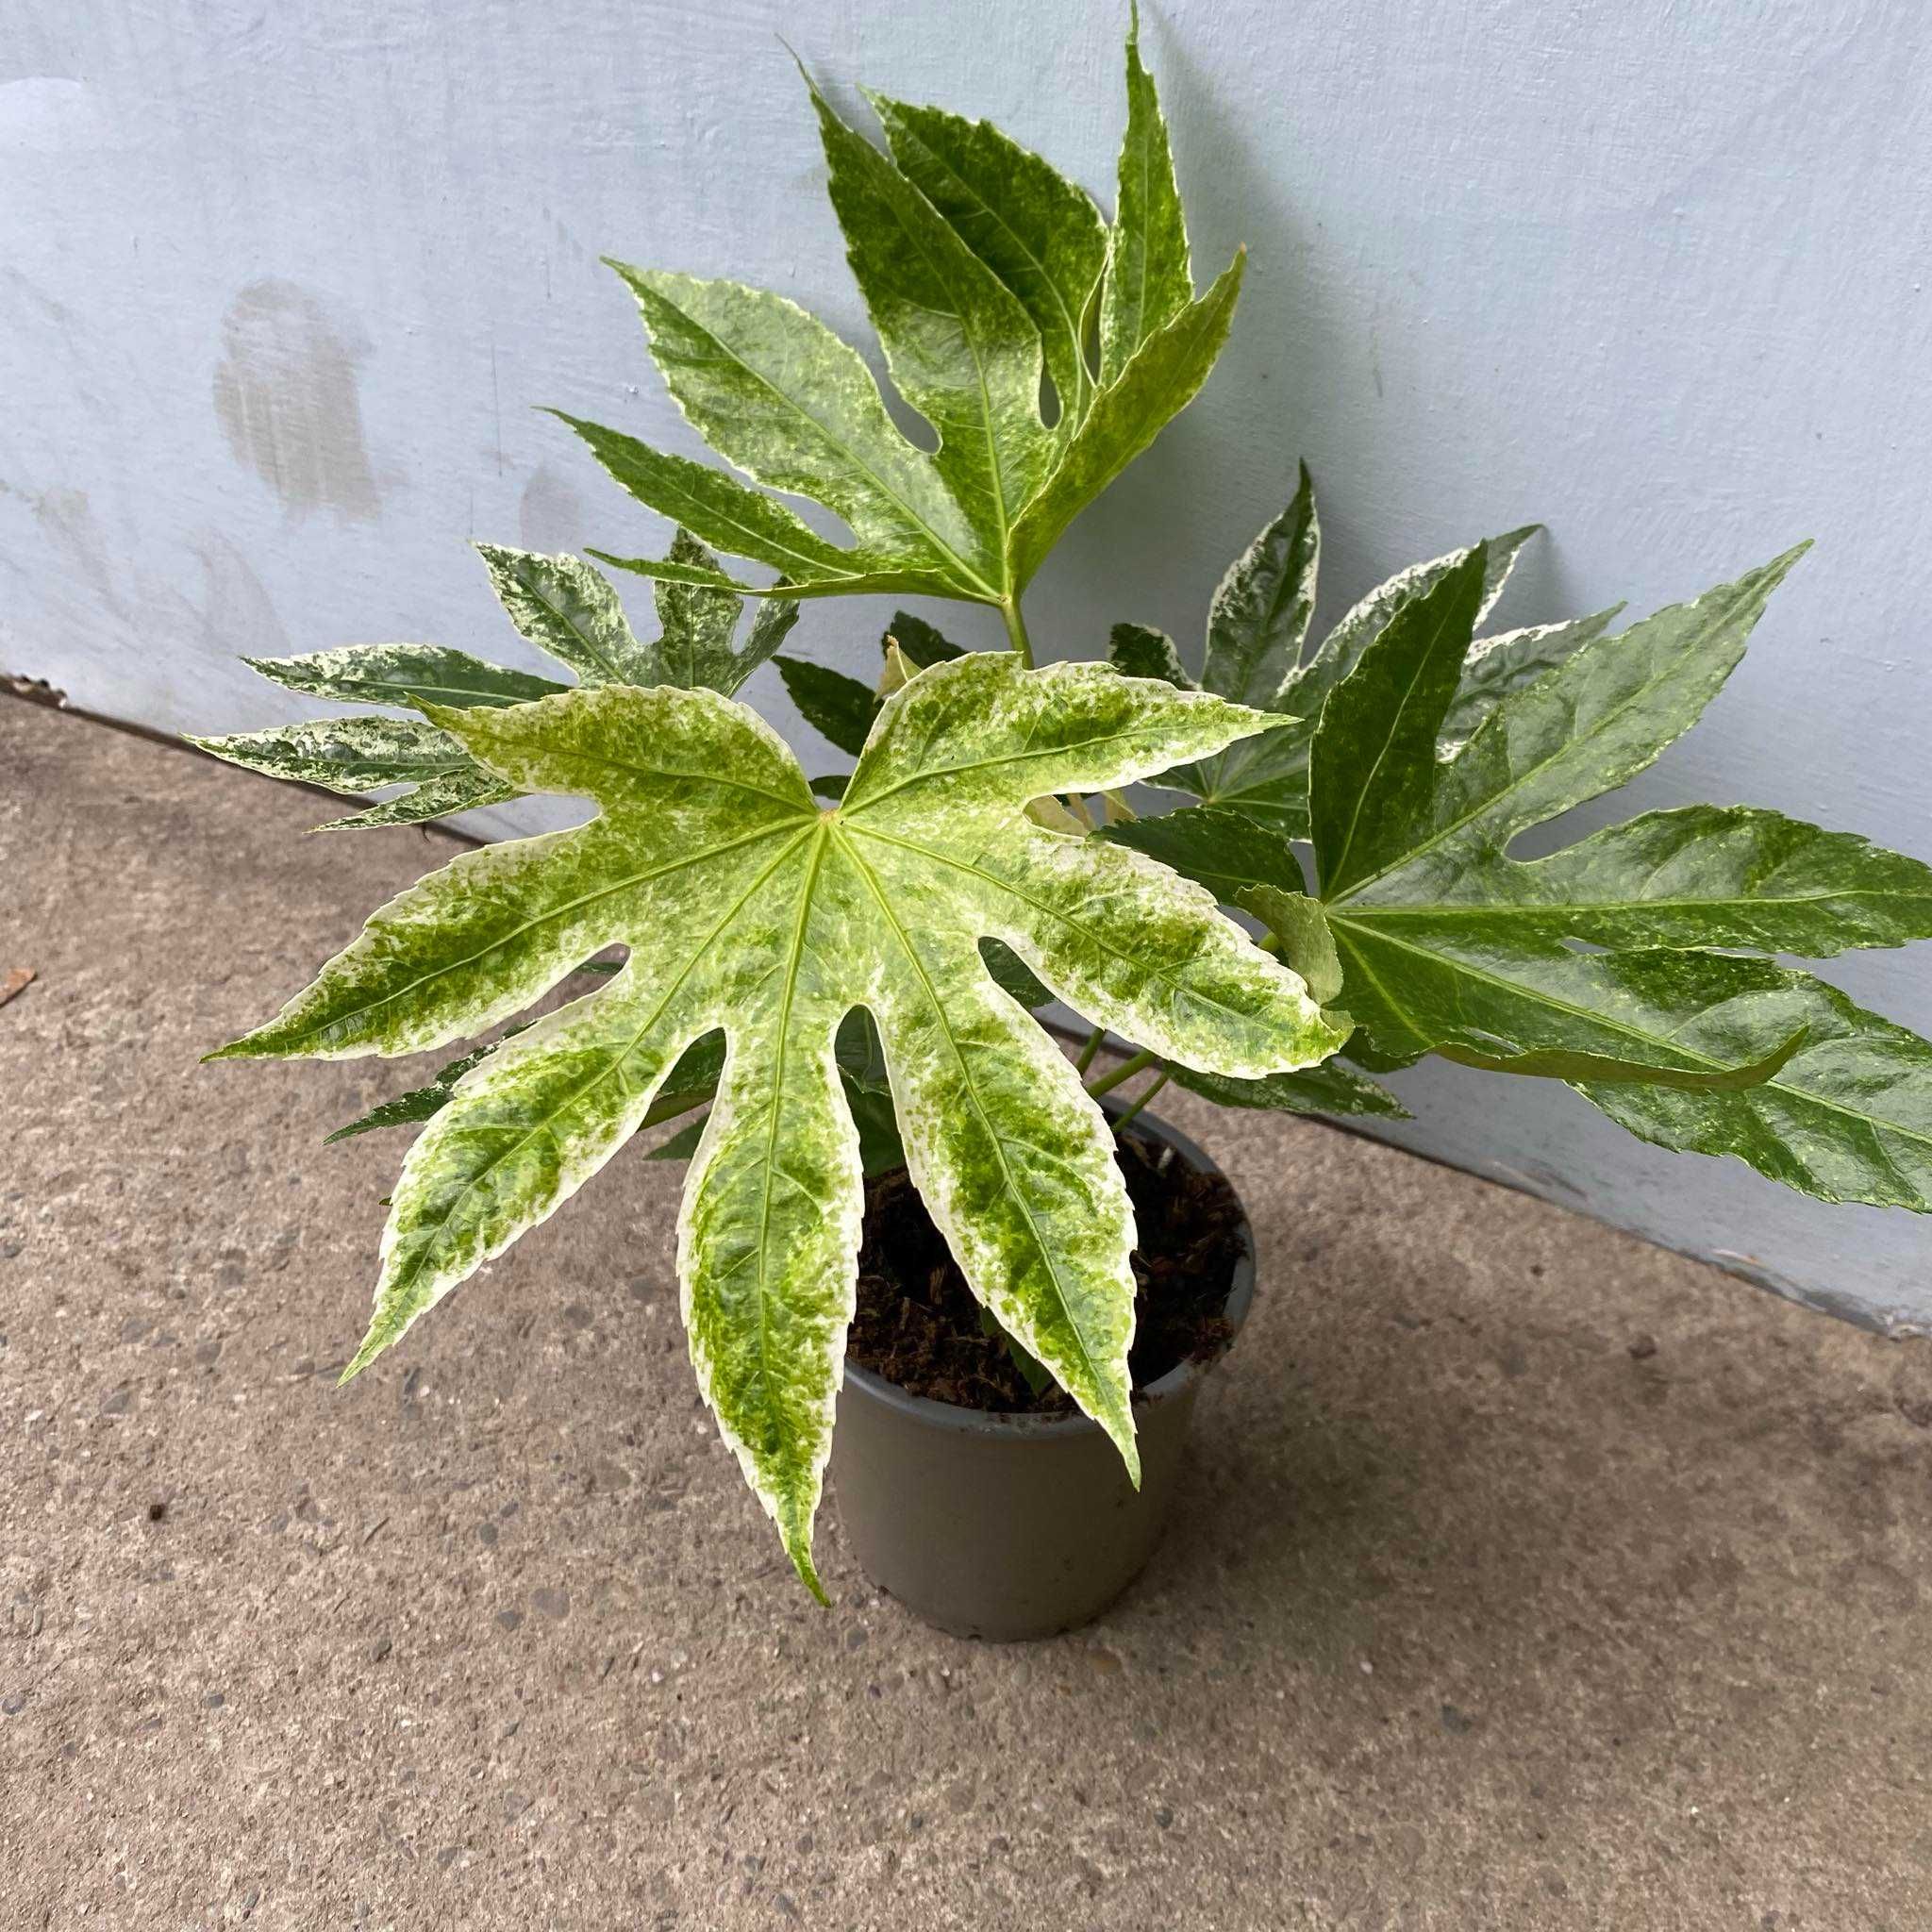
[[829, 1110, 1255, 1641]]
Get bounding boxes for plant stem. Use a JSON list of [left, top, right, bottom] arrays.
[[1110, 1068, 1172, 1135], [1073, 1024, 1107, 1074], [1085, 1046, 1158, 1099], [999, 596, 1035, 667]]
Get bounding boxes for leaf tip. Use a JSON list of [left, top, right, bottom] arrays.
[[781, 1516, 831, 1606], [337, 1342, 379, 1389]]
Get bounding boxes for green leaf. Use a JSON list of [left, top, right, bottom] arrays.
[[1308, 546, 1490, 898], [244, 643, 565, 711], [654, 530, 757, 691], [1008, 251, 1245, 590], [1439, 606, 1622, 754], [190, 716, 512, 829], [1383, 805, 1932, 958], [608, 261, 996, 597], [1241, 886, 1343, 1007], [1098, 803, 1304, 903], [883, 611, 965, 668], [219, 658, 1345, 1590], [1108, 623, 1192, 687], [978, 937, 1054, 1010], [565, 38, 1239, 620], [870, 92, 1107, 431], [1581, 974, 1932, 1211], [776, 656, 878, 758], [1165, 1057, 1407, 1120], [549, 409, 871, 588], [1200, 461, 1319, 709], [1099, 5, 1192, 385], [810, 79, 1054, 558], [333, 1026, 725, 1145], [190, 715, 473, 793], [1293, 540, 1932, 1206], [1183, 518, 1541, 837], [326, 1037, 514, 1142], [475, 542, 659, 687], [311, 766, 518, 832]]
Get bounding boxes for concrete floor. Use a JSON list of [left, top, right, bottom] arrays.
[[3, 698, 1930, 1930]]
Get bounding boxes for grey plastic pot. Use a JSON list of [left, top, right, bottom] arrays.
[[829, 1111, 1254, 1641]]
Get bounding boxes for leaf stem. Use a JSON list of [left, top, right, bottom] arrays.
[[999, 596, 1036, 667], [1086, 1046, 1158, 1099], [1110, 1067, 1172, 1135], [1073, 1024, 1107, 1074]]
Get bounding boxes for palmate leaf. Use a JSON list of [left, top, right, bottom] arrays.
[[566, 29, 1241, 616], [1131, 467, 1541, 834], [1302, 541, 1932, 1207], [211, 657, 1346, 1592], [192, 531, 797, 827]]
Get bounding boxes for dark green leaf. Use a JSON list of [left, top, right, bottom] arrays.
[[979, 937, 1054, 1009], [1188, 522, 1540, 838], [1200, 462, 1319, 709], [1166, 1057, 1407, 1120], [1108, 623, 1192, 687], [1308, 547, 1488, 899], [1098, 805, 1304, 902], [776, 656, 878, 758], [1439, 606, 1622, 753], [1582, 974, 1932, 1210], [883, 611, 965, 668]]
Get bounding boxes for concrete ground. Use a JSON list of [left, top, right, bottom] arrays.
[[3, 697, 1930, 1932]]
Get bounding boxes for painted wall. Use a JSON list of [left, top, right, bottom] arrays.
[[5, 1, 1928, 1324]]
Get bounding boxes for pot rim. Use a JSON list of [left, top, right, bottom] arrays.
[[840, 1107, 1255, 1440]]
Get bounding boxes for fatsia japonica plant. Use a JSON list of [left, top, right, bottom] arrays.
[[194, 25, 1932, 1598]]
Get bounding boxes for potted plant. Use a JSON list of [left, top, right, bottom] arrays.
[[195, 24, 1932, 1641]]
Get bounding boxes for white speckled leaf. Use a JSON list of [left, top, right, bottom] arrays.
[[189, 715, 513, 830], [1173, 509, 1540, 834], [214, 658, 1343, 1591], [563, 35, 1239, 614], [475, 541, 658, 687]]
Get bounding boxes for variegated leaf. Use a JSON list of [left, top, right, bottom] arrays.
[[213, 657, 1345, 1591], [561, 31, 1240, 620], [870, 92, 1107, 432], [1099, 4, 1192, 384], [1164, 505, 1539, 835], [811, 79, 1055, 564], [243, 643, 565, 711], [190, 715, 512, 830]]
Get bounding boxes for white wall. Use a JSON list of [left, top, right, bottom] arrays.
[[5, 0, 1928, 1325]]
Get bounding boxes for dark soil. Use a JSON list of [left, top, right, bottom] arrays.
[[846, 1129, 1247, 1414]]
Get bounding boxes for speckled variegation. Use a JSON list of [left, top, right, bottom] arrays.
[[211, 657, 1347, 1592], [567, 29, 1242, 617]]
